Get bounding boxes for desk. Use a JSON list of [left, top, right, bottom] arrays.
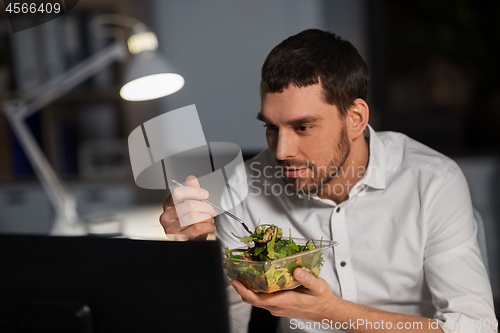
[[117, 205, 216, 241], [118, 205, 167, 240]]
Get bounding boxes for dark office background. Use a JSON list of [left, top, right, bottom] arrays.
[[0, 0, 499, 326], [366, 4, 500, 315], [368, 0, 500, 155]]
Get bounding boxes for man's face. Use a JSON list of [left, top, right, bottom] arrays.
[[258, 84, 351, 192]]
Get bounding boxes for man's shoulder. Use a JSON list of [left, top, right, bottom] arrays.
[[377, 130, 461, 181]]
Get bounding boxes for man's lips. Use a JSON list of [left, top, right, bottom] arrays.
[[283, 167, 308, 178]]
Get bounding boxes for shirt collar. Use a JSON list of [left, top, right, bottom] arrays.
[[359, 124, 386, 190]]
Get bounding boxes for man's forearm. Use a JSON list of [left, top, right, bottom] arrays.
[[320, 298, 443, 333]]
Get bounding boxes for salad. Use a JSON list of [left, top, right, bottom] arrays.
[[223, 224, 327, 293]]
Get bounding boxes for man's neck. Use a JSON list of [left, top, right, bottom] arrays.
[[318, 134, 370, 204]]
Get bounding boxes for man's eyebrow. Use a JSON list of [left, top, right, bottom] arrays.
[[256, 112, 324, 126], [256, 112, 268, 122], [285, 115, 324, 126]]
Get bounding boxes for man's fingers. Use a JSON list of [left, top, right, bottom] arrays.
[[162, 212, 215, 237], [179, 212, 214, 227], [163, 191, 174, 210], [165, 221, 216, 240], [160, 211, 182, 234], [182, 221, 216, 239], [230, 280, 260, 304], [172, 186, 209, 204], [175, 200, 217, 220], [160, 175, 215, 240], [162, 209, 213, 232], [172, 175, 209, 203], [230, 280, 277, 308], [160, 204, 177, 225], [162, 199, 217, 232], [185, 175, 201, 188]]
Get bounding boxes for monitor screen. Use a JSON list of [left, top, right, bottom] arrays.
[[0, 234, 230, 333]]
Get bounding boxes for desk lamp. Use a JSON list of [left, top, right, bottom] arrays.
[[3, 15, 184, 235]]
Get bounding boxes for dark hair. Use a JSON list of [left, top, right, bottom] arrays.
[[261, 29, 369, 118]]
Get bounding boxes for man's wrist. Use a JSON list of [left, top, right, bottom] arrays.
[[316, 293, 350, 323]]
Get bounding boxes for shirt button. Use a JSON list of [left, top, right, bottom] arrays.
[[340, 261, 346, 267], [336, 207, 341, 213]]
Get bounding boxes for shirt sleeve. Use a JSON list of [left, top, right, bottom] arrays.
[[222, 273, 253, 333], [215, 169, 253, 333], [423, 165, 497, 333]]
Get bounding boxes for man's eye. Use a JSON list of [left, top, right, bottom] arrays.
[[264, 124, 278, 131], [296, 126, 311, 132]]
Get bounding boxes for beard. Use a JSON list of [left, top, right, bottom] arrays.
[[276, 121, 351, 193]]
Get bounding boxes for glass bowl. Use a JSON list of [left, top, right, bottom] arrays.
[[222, 238, 337, 293]]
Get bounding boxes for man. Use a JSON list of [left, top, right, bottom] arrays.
[[160, 29, 496, 332]]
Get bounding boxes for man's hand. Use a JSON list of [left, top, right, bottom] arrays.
[[231, 268, 339, 321], [232, 268, 443, 333], [160, 175, 218, 240]]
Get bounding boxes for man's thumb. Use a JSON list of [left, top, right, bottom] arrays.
[[293, 268, 315, 288]]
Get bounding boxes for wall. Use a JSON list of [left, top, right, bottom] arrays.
[[150, 0, 368, 152]]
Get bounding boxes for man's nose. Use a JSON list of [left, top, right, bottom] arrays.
[[275, 131, 296, 161]]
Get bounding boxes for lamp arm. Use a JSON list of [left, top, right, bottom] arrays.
[[21, 41, 128, 118], [3, 40, 128, 235], [4, 104, 80, 234]]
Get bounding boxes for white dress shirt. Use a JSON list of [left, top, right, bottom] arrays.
[[215, 125, 497, 333]]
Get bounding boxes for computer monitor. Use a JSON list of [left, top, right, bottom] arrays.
[[0, 234, 230, 333]]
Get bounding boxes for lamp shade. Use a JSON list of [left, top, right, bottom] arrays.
[[120, 50, 185, 101]]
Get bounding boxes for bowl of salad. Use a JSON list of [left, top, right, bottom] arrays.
[[223, 224, 337, 293]]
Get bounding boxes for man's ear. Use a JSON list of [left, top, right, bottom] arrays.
[[347, 98, 369, 140]]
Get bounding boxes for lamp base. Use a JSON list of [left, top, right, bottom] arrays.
[[50, 217, 87, 236], [83, 212, 122, 237]]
